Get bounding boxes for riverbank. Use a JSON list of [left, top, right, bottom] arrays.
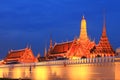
[[0, 78, 31, 80]]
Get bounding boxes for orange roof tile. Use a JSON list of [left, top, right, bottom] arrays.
[[6, 49, 25, 59], [51, 41, 73, 54]]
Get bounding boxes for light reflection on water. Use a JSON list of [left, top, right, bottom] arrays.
[[0, 62, 120, 80], [115, 62, 120, 80], [33, 66, 48, 80], [68, 64, 90, 80]]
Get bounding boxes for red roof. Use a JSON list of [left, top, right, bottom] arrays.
[[5, 49, 25, 59], [4, 48, 37, 63], [51, 41, 73, 54]]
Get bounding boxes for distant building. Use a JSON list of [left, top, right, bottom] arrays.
[[4, 47, 37, 64], [47, 16, 115, 59], [116, 48, 120, 57], [0, 60, 4, 65]]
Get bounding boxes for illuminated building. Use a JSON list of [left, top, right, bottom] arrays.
[[0, 60, 4, 65], [4, 47, 37, 64], [47, 16, 115, 59], [116, 48, 120, 57], [91, 20, 115, 57]]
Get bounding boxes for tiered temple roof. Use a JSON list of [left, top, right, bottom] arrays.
[[4, 47, 37, 64], [92, 22, 115, 57]]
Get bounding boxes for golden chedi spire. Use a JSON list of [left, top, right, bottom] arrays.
[[79, 15, 89, 41]]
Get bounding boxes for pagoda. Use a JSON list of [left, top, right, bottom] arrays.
[[91, 17, 115, 57]]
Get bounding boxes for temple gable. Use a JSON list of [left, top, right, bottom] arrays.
[[4, 47, 37, 64]]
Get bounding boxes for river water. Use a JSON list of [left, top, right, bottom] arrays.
[[0, 62, 120, 80]]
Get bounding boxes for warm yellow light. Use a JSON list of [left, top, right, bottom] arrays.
[[52, 66, 62, 76], [33, 66, 48, 80], [68, 64, 90, 80], [72, 56, 80, 59], [0, 68, 3, 77], [0, 67, 9, 78], [12, 67, 23, 79]]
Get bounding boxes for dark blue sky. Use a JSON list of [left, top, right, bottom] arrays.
[[0, 0, 120, 59]]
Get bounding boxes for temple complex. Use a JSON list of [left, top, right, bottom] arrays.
[[2, 15, 115, 62], [47, 16, 115, 59], [4, 47, 37, 64]]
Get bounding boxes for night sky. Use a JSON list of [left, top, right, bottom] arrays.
[[0, 0, 120, 59]]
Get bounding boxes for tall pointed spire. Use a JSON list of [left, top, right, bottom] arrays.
[[29, 45, 32, 49], [79, 15, 89, 41], [102, 13, 107, 37], [49, 35, 53, 49], [37, 53, 41, 58], [26, 44, 29, 49], [44, 47, 47, 58], [94, 13, 115, 57]]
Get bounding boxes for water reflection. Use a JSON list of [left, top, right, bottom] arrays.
[[68, 64, 90, 80], [2, 67, 9, 78], [33, 66, 48, 80], [0, 62, 119, 80], [115, 62, 120, 80]]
